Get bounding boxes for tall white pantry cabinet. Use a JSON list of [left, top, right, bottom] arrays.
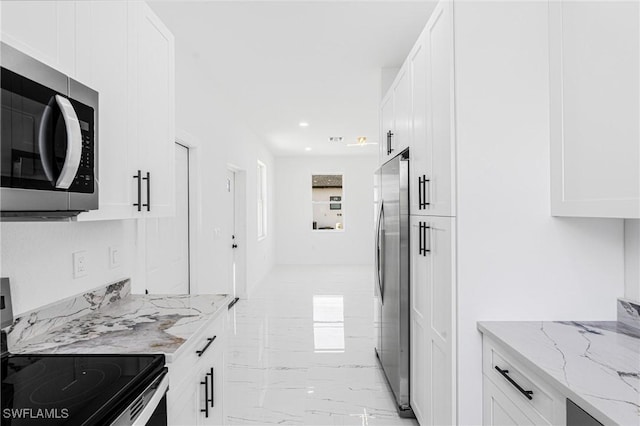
[[0, 1, 176, 221], [381, 0, 636, 424]]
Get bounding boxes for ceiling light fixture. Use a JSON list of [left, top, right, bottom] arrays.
[[299, 122, 309, 127], [305, 147, 312, 151]]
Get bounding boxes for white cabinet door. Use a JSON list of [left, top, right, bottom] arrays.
[[76, 1, 139, 221], [392, 65, 411, 156], [380, 92, 394, 164], [132, 1, 176, 218], [1, 1, 76, 77], [483, 378, 544, 426], [197, 343, 225, 425], [410, 0, 455, 217], [550, 1, 640, 218], [410, 215, 456, 426]]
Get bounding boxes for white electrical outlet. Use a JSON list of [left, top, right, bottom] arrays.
[[73, 251, 88, 278], [109, 247, 121, 269]]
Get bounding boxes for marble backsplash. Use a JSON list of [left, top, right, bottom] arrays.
[[617, 298, 640, 330], [4, 279, 130, 349]]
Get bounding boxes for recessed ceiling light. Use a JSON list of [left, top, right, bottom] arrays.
[[305, 147, 312, 151], [299, 122, 309, 127]]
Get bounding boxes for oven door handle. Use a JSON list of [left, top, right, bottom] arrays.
[[53, 95, 83, 189], [131, 372, 169, 426]]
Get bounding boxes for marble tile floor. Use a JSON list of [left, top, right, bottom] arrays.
[[224, 265, 418, 426]]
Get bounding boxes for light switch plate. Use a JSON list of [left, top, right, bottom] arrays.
[[73, 251, 88, 278]]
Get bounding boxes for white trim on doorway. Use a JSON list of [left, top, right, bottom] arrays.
[[176, 129, 201, 294]]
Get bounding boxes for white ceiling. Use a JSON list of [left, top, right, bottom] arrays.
[[150, 1, 436, 156]]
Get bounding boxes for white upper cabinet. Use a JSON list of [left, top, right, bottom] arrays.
[[393, 65, 411, 156], [73, 1, 175, 221], [75, 1, 139, 221], [380, 92, 394, 163], [380, 64, 411, 163], [130, 1, 176, 218], [1, 1, 76, 77], [2, 1, 175, 221], [409, 1, 455, 217], [550, 0, 639, 218]]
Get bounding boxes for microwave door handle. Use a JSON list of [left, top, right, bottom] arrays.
[[54, 95, 82, 189], [37, 99, 57, 184]]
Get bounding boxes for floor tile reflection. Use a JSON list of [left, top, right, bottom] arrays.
[[225, 265, 418, 425]]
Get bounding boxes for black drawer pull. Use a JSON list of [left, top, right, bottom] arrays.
[[495, 366, 533, 400], [200, 375, 209, 418], [196, 335, 217, 357]]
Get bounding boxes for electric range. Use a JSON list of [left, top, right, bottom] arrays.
[[1, 352, 168, 426]]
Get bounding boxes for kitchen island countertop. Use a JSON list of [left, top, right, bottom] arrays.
[[478, 320, 640, 426]]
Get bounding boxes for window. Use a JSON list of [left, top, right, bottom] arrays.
[[257, 161, 267, 239], [312, 174, 344, 231]]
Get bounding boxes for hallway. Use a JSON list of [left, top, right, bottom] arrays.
[[225, 265, 418, 425]]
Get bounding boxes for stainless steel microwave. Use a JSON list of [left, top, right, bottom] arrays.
[[1, 42, 98, 220]]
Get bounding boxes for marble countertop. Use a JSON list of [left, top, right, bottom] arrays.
[[478, 320, 640, 426], [10, 293, 232, 362]]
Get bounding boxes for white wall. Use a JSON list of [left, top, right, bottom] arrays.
[[0, 220, 137, 315], [275, 155, 377, 265], [170, 35, 276, 296], [452, 2, 625, 424], [625, 219, 640, 302]]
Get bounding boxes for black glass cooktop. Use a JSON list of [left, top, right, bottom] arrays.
[[1, 353, 165, 425]]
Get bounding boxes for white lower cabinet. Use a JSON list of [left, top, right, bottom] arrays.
[[167, 313, 226, 425], [410, 216, 456, 426], [482, 336, 565, 426]]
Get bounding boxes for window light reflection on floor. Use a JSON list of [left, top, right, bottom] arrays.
[[312, 295, 345, 353]]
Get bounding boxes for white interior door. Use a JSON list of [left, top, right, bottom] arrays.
[[226, 169, 237, 299], [145, 143, 190, 293]]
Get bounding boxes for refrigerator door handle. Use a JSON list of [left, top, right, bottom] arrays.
[[377, 202, 385, 303]]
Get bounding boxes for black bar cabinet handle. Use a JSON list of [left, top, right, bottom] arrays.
[[494, 366, 533, 400], [196, 335, 217, 357], [208, 367, 215, 408], [387, 131, 394, 155], [422, 175, 430, 208], [418, 176, 423, 209], [142, 172, 150, 211], [133, 170, 142, 211], [200, 375, 209, 418], [419, 222, 424, 255]]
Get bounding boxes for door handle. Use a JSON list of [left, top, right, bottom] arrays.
[[142, 172, 150, 212], [53, 95, 82, 189], [133, 170, 142, 212], [207, 367, 215, 408], [386, 131, 394, 155], [419, 222, 431, 256]]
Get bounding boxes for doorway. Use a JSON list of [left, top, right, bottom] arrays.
[[226, 166, 247, 300], [145, 143, 190, 293]]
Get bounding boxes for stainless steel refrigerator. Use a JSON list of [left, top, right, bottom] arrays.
[[374, 148, 413, 418]]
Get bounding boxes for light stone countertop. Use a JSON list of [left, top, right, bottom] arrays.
[[9, 293, 232, 363], [478, 320, 640, 426]]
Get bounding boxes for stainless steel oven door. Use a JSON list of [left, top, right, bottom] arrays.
[[111, 369, 169, 426]]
